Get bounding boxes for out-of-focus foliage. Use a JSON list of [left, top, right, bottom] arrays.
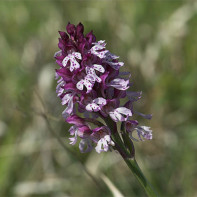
[[0, 1, 197, 197]]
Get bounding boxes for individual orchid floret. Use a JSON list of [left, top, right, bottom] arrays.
[[136, 126, 153, 141], [68, 125, 78, 145], [76, 74, 94, 93], [86, 97, 106, 112], [91, 126, 114, 153], [86, 64, 105, 83], [86, 67, 102, 83], [62, 93, 75, 119], [61, 92, 75, 105], [125, 120, 139, 133], [109, 107, 132, 122], [91, 40, 108, 58], [108, 78, 130, 90], [56, 77, 65, 96], [127, 124, 153, 141], [95, 135, 114, 153], [68, 124, 92, 145], [103, 52, 124, 70], [62, 52, 82, 72]]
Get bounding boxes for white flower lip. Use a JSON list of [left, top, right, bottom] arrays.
[[62, 52, 82, 72]]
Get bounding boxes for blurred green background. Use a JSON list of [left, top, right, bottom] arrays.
[[0, 1, 197, 197]]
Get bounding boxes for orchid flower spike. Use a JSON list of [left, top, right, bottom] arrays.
[[54, 22, 153, 154]]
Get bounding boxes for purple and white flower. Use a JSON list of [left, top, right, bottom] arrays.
[[85, 64, 105, 83], [91, 126, 114, 153], [136, 126, 153, 141], [109, 107, 132, 122], [108, 78, 130, 90], [54, 23, 153, 154], [56, 77, 65, 96], [62, 92, 75, 119], [91, 40, 108, 58], [86, 97, 106, 112], [103, 52, 124, 70], [95, 135, 114, 153], [68, 125, 78, 145], [76, 74, 95, 93], [62, 52, 82, 72], [126, 123, 153, 141]]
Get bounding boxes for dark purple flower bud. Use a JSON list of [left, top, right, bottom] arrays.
[[76, 22, 84, 37], [86, 31, 96, 44], [59, 31, 69, 41], [66, 22, 76, 39]]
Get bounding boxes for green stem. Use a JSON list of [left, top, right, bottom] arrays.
[[123, 157, 158, 197], [104, 117, 158, 197]]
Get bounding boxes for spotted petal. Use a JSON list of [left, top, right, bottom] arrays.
[[108, 78, 130, 90], [93, 64, 105, 73], [62, 94, 74, 119], [93, 97, 106, 106], [85, 97, 106, 112], [116, 107, 132, 116], [95, 135, 114, 153], [70, 59, 80, 72], [86, 67, 102, 83], [86, 103, 100, 112], [90, 41, 108, 59], [62, 52, 82, 71], [62, 56, 70, 67], [76, 80, 84, 90], [73, 52, 82, 60], [61, 93, 73, 105]]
